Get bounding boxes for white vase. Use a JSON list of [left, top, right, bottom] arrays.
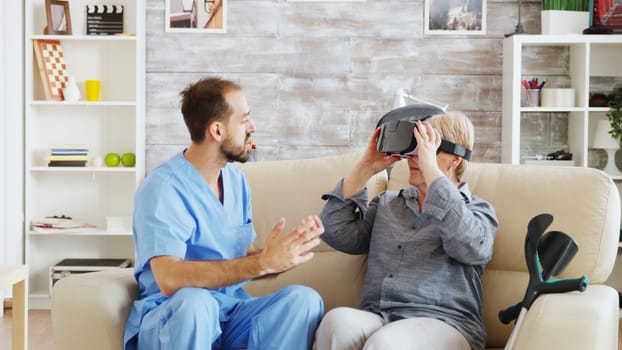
[[63, 75, 80, 102], [541, 10, 590, 35]]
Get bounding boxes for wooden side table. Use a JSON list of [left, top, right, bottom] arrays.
[[0, 265, 28, 350]]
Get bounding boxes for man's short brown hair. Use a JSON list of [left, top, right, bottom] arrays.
[[180, 77, 241, 143]]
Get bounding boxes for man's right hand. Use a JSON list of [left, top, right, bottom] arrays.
[[259, 215, 324, 275]]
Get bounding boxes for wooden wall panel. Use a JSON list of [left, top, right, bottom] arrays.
[[351, 38, 503, 76], [147, 36, 353, 74], [279, 2, 423, 38], [144, 0, 548, 172]]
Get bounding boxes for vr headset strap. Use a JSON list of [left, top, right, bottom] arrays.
[[439, 140, 472, 161]]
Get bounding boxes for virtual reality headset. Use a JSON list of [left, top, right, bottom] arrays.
[[375, 104, 472, 160]]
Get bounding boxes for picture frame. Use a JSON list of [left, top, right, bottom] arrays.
[[424, 0, 486, 35], [165, 0, 227, 33], [45, 0, 72, 35]]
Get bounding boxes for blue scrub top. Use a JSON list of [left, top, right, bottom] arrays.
[[124, 151, 256, 348]]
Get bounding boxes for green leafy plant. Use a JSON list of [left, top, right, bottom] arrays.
[[607, 86, 622, 147], [542, 0, 589, 11]]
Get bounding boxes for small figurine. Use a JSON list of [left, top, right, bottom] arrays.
[[63, 75, 80, 102]]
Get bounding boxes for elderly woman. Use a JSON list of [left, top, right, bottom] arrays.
[[315, 111, 499, 350]]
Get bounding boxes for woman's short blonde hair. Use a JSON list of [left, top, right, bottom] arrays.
[[427, 111, 474, 181]]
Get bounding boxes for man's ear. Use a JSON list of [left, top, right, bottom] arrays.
[[207, 121, 224, 142]]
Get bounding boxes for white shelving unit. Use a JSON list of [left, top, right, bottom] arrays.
[[24, 0, 144, 309], [502, 34, 622, 180], [503, 34, 622, 313]]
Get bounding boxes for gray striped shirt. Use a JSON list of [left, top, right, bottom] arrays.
[[320, 176, 498, 350]]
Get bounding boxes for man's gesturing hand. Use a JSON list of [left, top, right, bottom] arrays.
[[259, 215, 324, 275]]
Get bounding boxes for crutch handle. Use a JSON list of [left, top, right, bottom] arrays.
[[498, 301, 523, 324], [541, 276, 589, 294]]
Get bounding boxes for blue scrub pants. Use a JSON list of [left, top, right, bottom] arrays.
[[137, 285, 323, 350]]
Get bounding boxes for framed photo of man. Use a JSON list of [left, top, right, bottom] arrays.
[[165, 0, 227, 33], [425, 0, 486, 35]]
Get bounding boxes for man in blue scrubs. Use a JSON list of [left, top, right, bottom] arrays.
[[124, 77, 325, 350]]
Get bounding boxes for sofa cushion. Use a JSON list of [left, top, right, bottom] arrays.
[[238, 153, 384, 313], [244, 251, 367, 312], [236, 153, 387, 253]]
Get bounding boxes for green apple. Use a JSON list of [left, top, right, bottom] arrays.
[[121, 152, 136, 167], [104, 153, 121, 167]]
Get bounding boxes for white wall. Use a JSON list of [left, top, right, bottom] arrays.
[[1, 0, 24, 266]]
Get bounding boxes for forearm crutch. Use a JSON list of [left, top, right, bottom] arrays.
[[499, 213, 588, 350]]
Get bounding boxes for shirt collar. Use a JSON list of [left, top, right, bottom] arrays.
[[400, 178, 473, 204]]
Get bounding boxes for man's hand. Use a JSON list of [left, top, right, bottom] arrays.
[[259, 215, 324, 275]]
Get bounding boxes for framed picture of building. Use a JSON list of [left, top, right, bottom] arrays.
[[165, 0, 226, 33], [425, 0, 486, 35]]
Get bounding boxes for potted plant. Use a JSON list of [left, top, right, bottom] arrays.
[[541, 0, 590, 35], [607, 86, 622, 148]]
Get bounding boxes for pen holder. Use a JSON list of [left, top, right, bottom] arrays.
[[524, 89, 540, 107]]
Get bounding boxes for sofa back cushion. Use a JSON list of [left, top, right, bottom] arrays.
[[387, 160, 620, 346], [237, 153, 387, 311], [236, 153, 387, 252]]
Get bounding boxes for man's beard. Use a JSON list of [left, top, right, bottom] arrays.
[[221, 134, 250, 163]]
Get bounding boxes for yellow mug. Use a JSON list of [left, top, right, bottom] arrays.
[[85, 80, 101, 101]]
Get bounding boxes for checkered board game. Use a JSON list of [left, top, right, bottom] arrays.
[[33, 39, 68, 101]]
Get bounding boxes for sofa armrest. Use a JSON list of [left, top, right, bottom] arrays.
[[511, 284, 618, 350], [51, 268, 138, 350]]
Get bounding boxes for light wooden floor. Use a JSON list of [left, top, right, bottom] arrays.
[[1, 309, 54, 350], [1, 308, 622, 349]]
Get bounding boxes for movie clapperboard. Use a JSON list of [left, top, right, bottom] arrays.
[[86, 5, 124, 35]]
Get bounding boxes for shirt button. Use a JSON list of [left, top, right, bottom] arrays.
[[388, 273, 394, 278], [397, 245, 402, 249]]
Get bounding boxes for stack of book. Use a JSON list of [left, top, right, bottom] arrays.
[[31, 216, 97, 234], [48, 145, 89, 167]]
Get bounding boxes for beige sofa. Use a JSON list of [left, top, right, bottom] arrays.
[[52, 153, 621, 349]]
